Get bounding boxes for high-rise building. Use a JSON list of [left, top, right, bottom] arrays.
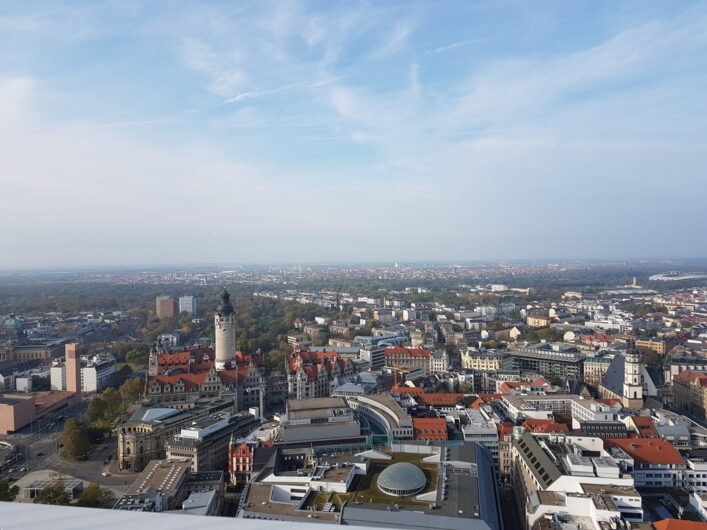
[[214, 289, 236, 370], [178, 295, 197, 316], [65, 343, 81, 394], [155, 296, 177, 318]]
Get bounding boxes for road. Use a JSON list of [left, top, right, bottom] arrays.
[[0, 398, 135, 493]]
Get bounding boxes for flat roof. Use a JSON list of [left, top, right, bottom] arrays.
[[128, 459, 191, 497], [241, 483, 338, 522]]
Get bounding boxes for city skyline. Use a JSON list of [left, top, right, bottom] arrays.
[[2, 0, 707, 268]]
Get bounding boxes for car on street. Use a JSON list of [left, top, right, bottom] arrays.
[[101, 472, 110, 477], [36, 452, 44, 457]]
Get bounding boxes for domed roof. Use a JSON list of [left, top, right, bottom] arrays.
[[377, 462, 426, 495], [3, 315, 22, 330], [216, 289, 234, 316]]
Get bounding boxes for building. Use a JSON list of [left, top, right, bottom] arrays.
[[165, 412, 259, 472], [286, 348, 355, 399], [65, 343, 81, 394], [412, 417, 448, 440], [582, 353, 614, 386], [384, 347, 430, 373], [345, 393, 414, 440], [275, 397, 366, 446], [429, 349, 449, 372], [156, 296, 178, 319], [22, 479, 83, 501], [359, 346, 385, 370], [673, 370, 707, 418], [462, 349, 507, 371], [124, 459, 192, 511], [179, 296, 197, 316], [510, 429, 643, 528], [509, 344, 584, 380], [605, 438, 686, 488], [50, 354, 116, 393], [214, 289, 236, 370], [599, 342, 656, 410], [117, 399, 235, 472]]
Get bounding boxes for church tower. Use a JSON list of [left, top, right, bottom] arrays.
[[215, 289, 236, 370], [622, 339, 644, 409]]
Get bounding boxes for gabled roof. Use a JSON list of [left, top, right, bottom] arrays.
[[523, 419, 568, 433], [417, 393, 463, 406], [384, 347, 430, 358]]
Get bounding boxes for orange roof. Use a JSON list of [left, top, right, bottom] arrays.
[[653, 520, 707, 530], [391, 385, 425, 395], [605, 438, 684, 465], [675, 370, 707, 387], [523, 419, 569, 434], [384, 347, 431, 358], [417, 393, 463, 406], [630, 416, 659, 438], [530, 378, 550, 386], [499, 381, 523, 394], [412, 417, 448, 440], [595, 399, 621, 407], [498, 422, 515, 439]]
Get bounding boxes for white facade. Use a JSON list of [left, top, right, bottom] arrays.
[[570, 399, 615, 429], [623, 350, 643, 403], [50, 366, 66, 390], [179, 296, 197, 315], [215, 312, 236, 370]]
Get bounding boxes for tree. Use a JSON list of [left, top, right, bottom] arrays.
[[62, 419, 90, 461], [119, 377, 143, 402], [85, 397, 108, 422], [76, 483, 115, 508], [0, 479, 19, 501], [102, 387, 122, 416], [33, 482, 71, 505]]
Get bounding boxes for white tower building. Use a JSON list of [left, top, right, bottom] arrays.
[[622, 340, 643, 409], [215, 289, 236, 370]]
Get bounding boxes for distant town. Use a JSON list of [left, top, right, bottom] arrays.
[[1, 262, 707, 529]]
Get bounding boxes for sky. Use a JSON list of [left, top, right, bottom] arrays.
[[1, 0, 706, 268]]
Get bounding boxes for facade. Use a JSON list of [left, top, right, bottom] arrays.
[[509, 344, 584, 380], [582, 354, 613, 386], [117, 399, 235, 472], [429, 349, 449, 372], [165, 412, 259, 472], [214, 290, 236, 370], [179, 296, 197, 316], [50, 354, 116, 393], [461, 349, 507, 371], [673, 370, 707, 418], [155, 296, 177, 319], [286, 348, 355, 399], [384, 347, 430, 373]]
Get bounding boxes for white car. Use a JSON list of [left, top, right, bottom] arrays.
[[101, 472, 110, 477]]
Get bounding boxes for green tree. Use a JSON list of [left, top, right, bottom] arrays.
[[33, 482, 71, 505], [76, 483, 115, 508], [62, 419, 90, 461], [0, 479, 19, 501], [119, 377, 143, 402], [102, 387, 122, 416], [85, 397, 108, 422]]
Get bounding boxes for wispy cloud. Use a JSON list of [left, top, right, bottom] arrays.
[[424, 37, 487, 55]]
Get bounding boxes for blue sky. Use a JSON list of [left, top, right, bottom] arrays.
[[1, 1, 706, 267]]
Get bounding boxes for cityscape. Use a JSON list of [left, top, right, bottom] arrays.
[[2, 1, 707, 529], [1, 262, 707, 529]]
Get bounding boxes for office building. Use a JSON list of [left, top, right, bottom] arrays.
[[179, 295, 197, 316]]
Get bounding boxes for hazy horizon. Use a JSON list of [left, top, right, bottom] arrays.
[[2, 1, 706, 268]]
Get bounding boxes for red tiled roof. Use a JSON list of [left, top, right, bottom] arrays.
[[417, 393, 463, 407], [605, 438, 685, 465], [630, 416, 659, 438], [675, 370, 707, 387], [523, 419, 569, 434], [412, 417, 448, 440], [499, 381, 523, 394], [595, 399, 621, 407], [653, 520, 707, 530], [384, 347, 430, 358], [391, 385, 425, 395]]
